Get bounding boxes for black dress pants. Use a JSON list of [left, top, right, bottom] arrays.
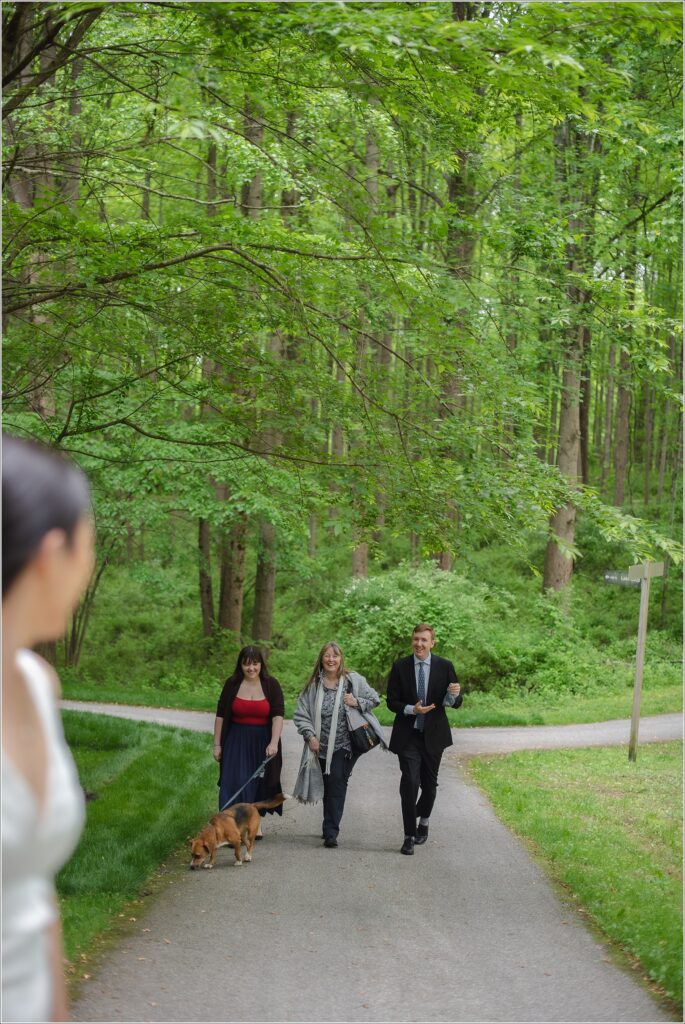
[[397, 730, 442, 837], [319, 747, 358, 840]]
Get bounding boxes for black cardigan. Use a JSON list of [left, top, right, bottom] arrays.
[[215, 675, 285, 791]]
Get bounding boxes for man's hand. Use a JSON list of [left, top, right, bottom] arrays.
[[266, 741, 278, 757], [447, 682, 461, 697], [414, 701, 436, 715]]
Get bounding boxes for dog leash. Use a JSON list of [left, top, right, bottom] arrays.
[[219, 753, 276, 813]]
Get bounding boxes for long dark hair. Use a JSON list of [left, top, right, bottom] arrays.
[[2, 434, 91, 597], [225, 645, 271, 686]]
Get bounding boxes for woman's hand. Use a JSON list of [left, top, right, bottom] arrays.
[[343, 693, 358, 708], [212, 743, 222, 762], [266, 741, 279, 757], [308, 736, 321, 753]]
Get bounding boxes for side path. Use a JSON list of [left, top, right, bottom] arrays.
[[60, 700, 683, 753], [66, 703, 679, 1023]]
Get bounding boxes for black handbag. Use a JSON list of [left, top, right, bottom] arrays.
[[345, 681, 381, 754]]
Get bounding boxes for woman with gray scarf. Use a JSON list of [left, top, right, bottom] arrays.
[[293, 642, 381, 847]]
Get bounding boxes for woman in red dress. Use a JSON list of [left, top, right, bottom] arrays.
[[213, 646, 285, 836]]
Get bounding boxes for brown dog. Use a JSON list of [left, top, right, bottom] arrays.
[[189, 794, 287, 869]]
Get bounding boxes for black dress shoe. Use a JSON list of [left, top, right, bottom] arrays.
[[324, 837, 338, 848], [400, 837, 415, 855], [415, 823, 429, 845]]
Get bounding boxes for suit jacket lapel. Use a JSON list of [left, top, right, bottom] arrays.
[[402, 656, 416, 700]]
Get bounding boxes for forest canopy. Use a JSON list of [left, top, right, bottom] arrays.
[[3, 1, 682, 648]]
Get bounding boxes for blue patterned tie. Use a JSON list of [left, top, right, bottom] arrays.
[[416, 660, 426, 732]]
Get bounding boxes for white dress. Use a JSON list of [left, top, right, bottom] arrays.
[[2, 650, 85, 1024]]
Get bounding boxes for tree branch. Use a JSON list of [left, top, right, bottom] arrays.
[[2, 9, 103, 118]]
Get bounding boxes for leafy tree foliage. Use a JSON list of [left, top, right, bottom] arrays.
[[3, 2, 681, 651]]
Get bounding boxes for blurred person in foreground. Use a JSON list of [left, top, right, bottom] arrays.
[[2, 434, 94, 1022]]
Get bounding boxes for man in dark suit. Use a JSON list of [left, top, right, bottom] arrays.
[[386, 624, 462, 855]]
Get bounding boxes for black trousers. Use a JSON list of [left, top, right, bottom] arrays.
[[319, 747, 359, 840], [397, 730, 443, 837]]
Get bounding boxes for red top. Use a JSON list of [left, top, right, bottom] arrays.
[[231, 696, 271, 726]]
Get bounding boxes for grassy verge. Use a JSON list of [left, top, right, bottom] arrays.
[[61, 678, 682, 728], [446, 684, 683, 727], [467, 742, 683, 1010], [58, 712, 216, 977]]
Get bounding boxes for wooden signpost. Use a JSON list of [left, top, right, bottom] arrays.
[[604, 560, 665, 762]]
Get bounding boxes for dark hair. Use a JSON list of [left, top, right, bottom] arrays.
[[2, 434, 92, 597], [225, 645, 271, 686]]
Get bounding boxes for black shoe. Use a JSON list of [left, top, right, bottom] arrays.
[[400, 837, 415, 855], [415, 823, 429, 845], [324, 837, 338, 848]]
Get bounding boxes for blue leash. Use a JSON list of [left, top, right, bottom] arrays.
[[219, 753, 275, 813]]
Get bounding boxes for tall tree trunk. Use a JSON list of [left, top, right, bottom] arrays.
[[642, 382, 653, 507], [351, 111, 380, 576], [198, 518, 214, 637], [63, 58, 82, 208], [656, 413, 670, 505], [593, 375, 604, 455], [253, 521, 277, 644], [543, 346, 581, 590], [547, 362, 559, 465], [600, 344, 615, 490], [613, 347, 632, 506], [249, 102, 284, 642], [433, 1, 481, 569], [218, 514, 247, 633], [613, 175, 640, 506], [352, 541, 369, 578], [217, 101, 265, 635], [579, 322, 591, 485], [328, 351, 346, 522], [543, 114, 597, 591]]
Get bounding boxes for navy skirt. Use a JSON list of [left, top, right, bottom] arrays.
[[219, 722, 283, 816]]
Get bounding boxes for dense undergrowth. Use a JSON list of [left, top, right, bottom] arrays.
[[61, 520, 682, 723]]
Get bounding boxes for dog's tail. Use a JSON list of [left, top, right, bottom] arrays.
[[252, 793, 290, 810]]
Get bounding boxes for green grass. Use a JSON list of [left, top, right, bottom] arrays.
[[446, 683, 683, 727], [468, 742, 683, 1009], [57, 712, 217, 970]]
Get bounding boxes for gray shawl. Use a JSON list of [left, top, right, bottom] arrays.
[[292, 671, 385, 804]]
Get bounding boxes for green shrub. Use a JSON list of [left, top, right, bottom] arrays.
[[62, 533, 682, 712]]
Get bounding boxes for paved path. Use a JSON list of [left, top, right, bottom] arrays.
[[65, 702, 681, 1023]]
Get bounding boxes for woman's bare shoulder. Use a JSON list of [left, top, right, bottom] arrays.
[[31, 654, 62, 698]]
